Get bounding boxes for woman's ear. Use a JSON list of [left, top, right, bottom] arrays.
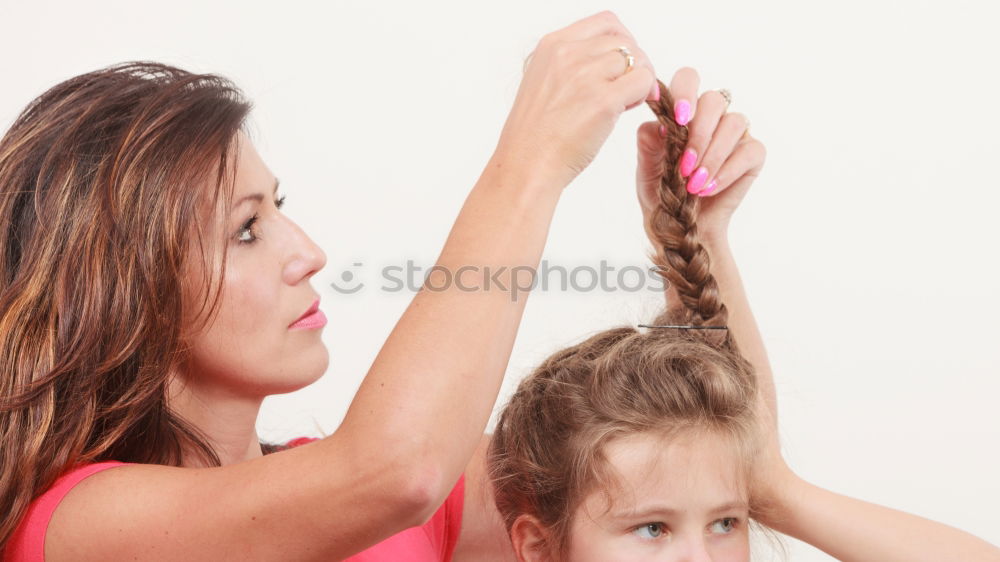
[[510, 513, 551, 562]]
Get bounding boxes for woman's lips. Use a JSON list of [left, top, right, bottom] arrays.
[[289, 298, 326, 330], [289, 308, 327, 330]]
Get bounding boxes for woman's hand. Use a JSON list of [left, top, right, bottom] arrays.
[[636, 67, 765, 240], [495, 10, 659, 190]]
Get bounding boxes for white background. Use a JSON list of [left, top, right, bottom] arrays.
[[2, 0, 998, 559]]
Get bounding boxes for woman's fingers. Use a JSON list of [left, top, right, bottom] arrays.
[[589, 35, 654, 83], [584, 34, 657, 104], [611, 65, 658, 113], [575, 34, 656, 110], [526, 12, 659, 105], [562, 12, 659, 103], [692, 111, 752, 196], [616, 43, 658, 102], [698, 135, 765, 198], [500, 11, 658, 187], [698, 136, 767, 197], [669, 66, 700, 126], [526, 11, 643, 74], [680, 89, 728, 193]]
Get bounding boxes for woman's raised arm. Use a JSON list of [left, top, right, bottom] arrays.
[[335, 6, 658, 529], [42, 11, 661, 562]]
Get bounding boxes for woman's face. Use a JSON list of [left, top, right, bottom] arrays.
[[179, 131, 329, 398], [565, 430, 751, 562]]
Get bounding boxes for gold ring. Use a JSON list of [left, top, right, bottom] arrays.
[[616, 45, 635, 76]]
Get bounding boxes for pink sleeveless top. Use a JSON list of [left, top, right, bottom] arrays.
[[3, 437, 465, 561]]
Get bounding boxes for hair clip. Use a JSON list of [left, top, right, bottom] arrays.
[[637, 324, 728, 330]]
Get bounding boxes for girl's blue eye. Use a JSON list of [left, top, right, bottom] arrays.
[[236, 195, 286, 245], [709, 517, 738, 534], [633, 523, 666, 540]]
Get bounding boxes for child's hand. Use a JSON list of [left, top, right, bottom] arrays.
[[636, 67, 766, 240]]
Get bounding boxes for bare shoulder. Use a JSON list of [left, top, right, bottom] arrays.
[[45, 437, 433, 562], [45, 464, 189, 562], [47, 463, 240, 561]]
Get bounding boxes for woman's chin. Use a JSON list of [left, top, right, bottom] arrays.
[[275, 345, 329, 394]]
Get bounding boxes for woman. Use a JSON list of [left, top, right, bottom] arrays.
[[475, 78, 1000, 561], [0, 10, 664, 561]]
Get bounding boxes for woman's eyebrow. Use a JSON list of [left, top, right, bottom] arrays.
[[232, 178, 280, 209]]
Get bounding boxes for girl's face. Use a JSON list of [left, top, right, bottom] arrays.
[[178, 131, 329, 398], [565, 430, 751, 562]]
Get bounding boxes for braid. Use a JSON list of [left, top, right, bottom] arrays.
[[486, 80, 765, 558], [643, 80, 731, 345]]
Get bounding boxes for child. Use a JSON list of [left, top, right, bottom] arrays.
[[484, 78, 1000, 561]]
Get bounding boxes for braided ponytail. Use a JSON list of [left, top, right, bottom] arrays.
[[644, 79, 732, 345], [487, 81, 765, 558]]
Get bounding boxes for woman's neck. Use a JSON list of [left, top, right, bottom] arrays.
[[167, 371, 265, 467]]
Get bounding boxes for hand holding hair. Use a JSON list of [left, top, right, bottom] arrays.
[[498, 10, 660, 190]]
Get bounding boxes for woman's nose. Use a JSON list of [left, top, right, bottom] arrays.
[[282, 220, 327, 285]]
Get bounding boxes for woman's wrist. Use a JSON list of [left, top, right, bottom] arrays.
[[699, 225, 731, 251], [754, 463, 809, 532], [488, 143, 575, 197]]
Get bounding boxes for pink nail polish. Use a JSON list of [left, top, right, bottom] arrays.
[[679, 149, 697, 177], [686, 166, 708, 193], [698, 179, 717, 196], [674, 99, 691, 126], [658, 124, 667, 137]]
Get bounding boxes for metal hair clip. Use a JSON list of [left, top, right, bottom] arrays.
[[637, 324, 729, 330]]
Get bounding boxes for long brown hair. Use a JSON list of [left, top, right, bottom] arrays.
[[0, 61, 273, 549], [487, 79, 767, 557]]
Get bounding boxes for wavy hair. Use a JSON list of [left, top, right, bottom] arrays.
[[487, 79, 770, 558], [0, 61, 289, 550]]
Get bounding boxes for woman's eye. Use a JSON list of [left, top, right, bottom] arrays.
[[709, 517, 738, 534], [237, 214, 259, 245], [632, 523, 667, 540], [236, 196, 285, 245]]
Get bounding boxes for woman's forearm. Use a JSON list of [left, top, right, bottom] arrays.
[[699, 233, 777, 420], [334, 149, 565, 513], [770, 473, 1000, 562], [699, 236, 1000, 561]]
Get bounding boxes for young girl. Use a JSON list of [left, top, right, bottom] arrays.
[[483, 78, 1000, 561], [0, 11, 666, 561]]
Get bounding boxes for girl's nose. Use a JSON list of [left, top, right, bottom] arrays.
[[674, 536, 713, 562]]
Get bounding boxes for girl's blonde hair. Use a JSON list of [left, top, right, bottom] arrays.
[[488, 79, 768, 557]]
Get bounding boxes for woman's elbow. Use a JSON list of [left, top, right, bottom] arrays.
[[388, 455, 449, 527]]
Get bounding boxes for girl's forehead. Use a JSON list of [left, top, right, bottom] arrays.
[[596, 431, 747, 515]]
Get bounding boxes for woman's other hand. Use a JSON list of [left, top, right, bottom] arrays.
[[496, 10, 659, 189], [636, 67, 766, 241]]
